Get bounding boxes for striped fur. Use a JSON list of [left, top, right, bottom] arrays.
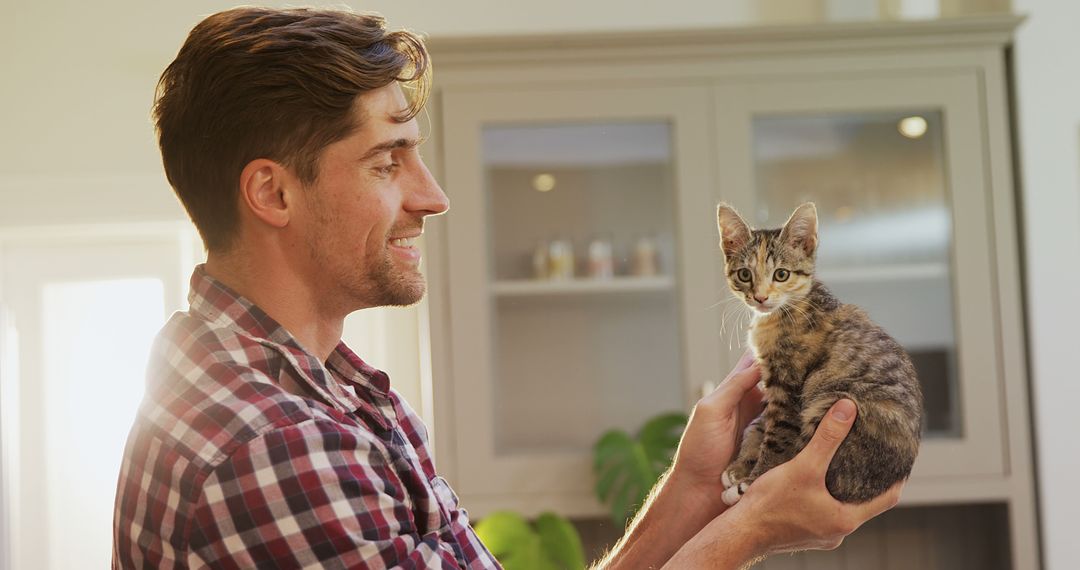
[[716, 202, 922, 504]]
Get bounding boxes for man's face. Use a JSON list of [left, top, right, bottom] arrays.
[[297, 84, 448, 311]]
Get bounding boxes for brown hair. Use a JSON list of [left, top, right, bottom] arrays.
[[154, 7, 431, 251]]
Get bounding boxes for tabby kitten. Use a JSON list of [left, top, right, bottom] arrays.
[[716, 202, 922, 505]]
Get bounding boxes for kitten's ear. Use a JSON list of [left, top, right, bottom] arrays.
[[780, 202, 818, 256], [717, 203, 752, 257]]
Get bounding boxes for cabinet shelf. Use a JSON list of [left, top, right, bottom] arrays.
[[491, 275, 675, 296]]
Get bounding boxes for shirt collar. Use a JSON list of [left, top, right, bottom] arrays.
[[188, 264, 297, 348], [186, 265, 393, 420]]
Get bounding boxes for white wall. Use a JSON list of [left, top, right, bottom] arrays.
[[1011, 2, 1080, 569]]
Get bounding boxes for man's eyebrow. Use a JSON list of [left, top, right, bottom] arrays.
[[359, 137, 424, 161]]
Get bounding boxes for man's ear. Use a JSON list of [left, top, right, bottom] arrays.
[[779, 202, 818, 256], [717, 203, 752, 257], [238, 158, 292, 229]]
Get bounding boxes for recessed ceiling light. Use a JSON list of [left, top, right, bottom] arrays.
[[532, 173, 556, 192], [898, 116, 928, 139]]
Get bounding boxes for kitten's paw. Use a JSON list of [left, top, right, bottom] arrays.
[[721, 481, 751, 506], [721, 484, 742, 506], [721, 469, 735, 489]]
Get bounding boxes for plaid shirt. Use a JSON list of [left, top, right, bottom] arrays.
[[113, 266, 499, 569]]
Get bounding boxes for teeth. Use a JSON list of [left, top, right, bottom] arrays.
[[391, 237, 416, 247]]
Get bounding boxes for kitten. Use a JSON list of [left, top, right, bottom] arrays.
[[716, 202, 922, 505]]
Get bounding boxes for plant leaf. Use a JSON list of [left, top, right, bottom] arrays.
[[595, 434, 654, 524], [593, 412, 689, 525], [594, 460, 624, 503], [593, 430, 649, 522], [627, 441, 655, 520], [474, 510, 535, 560], [535, 512, 587, 569], [476, 511, 586, 570], [499, 532, 546, 570], [638, 413, 688, 470], [594, 430, 634, 501], [593, 430, 633, 469], [610, 477, 635, 525]]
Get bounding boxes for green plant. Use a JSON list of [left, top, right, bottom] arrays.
[[474, 510, 587, 570], [593, 412, 688, 525]]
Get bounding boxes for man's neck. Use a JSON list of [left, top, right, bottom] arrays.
[[204, 249, 344, 363]]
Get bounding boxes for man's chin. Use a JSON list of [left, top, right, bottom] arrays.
[[389, 288, 425, 307], [378, 275, 427, 307]]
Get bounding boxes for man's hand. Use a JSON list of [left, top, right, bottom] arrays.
[[665, 399, 904, 568], [668, 351, 764, 516], [594, 352, 764, 570], [733, 398, 902, 553]]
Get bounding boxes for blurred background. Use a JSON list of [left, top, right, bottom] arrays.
[[1, 1, 1077, 569]]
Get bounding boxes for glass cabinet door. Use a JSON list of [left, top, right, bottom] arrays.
[[440, 86, 717, 514], [714, 73, 1006, 479], [483, 122, 684, 454], [752, 111, 959, 436]]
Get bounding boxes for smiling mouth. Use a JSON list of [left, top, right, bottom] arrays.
[[388, 233, 423, 264]]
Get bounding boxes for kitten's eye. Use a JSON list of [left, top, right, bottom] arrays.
[[736, 268, 752, 283], [774, 268, 790, 282]]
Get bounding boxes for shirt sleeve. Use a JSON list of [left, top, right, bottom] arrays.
[[186, 420, 467, 569]]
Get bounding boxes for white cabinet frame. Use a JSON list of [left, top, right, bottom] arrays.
[[438, 84, 719, 516], [713, 71, 1006, 479]]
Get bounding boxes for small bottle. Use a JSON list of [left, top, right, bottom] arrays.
[[532, 240, 549, 280], [632, 235, 659, 277], [587, 235, 614, 279], [548, 238, 575, 280]]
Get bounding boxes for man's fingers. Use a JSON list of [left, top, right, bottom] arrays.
[[800, 399, 857, 470], [704, 364, 761, 411], [855, 480, 904, 520], [721, 364, 761, 398], [726, 350, 756, 379]]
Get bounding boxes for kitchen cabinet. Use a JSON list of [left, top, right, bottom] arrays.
[[423, 15, 1037, 568]]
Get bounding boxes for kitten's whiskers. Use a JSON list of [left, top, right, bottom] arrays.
[[709, 293, 753, 350], [783, 300, 815, 327]]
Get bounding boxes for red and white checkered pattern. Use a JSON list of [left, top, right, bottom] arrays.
[[113, 266, 499, 569]]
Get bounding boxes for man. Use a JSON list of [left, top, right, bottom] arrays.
[[113, 7, 901, 569]]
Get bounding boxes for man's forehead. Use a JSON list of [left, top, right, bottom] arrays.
[[353, 83, 411, 122], [336, 85, 419, 154]]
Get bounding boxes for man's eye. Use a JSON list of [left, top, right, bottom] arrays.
[[375, 163, 398, 175]]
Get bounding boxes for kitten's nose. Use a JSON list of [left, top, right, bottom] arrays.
[[754, 294, 769, 304]]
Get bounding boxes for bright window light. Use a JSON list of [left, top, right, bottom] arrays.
[[41, 278, 165, 570]]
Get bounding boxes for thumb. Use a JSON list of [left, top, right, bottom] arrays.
[[801, 399, 857, 470], [709, 364, 761, 409]]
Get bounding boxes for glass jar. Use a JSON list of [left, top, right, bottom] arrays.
[[631, 235, 659, 277], [547, 238, 575, 280], [587, 235, 614, 279]]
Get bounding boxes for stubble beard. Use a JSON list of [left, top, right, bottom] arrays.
[[365, 247, 426, 307], [304, 198, 426, 309], [310, 237, 427, 310]]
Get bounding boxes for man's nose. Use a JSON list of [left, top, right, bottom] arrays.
[[408, 159, 450, 216]]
